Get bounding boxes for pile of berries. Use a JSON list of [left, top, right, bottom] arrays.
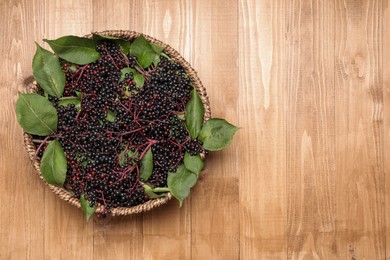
[[35, 41, 204, 214]]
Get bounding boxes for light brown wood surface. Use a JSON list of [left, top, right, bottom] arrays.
[[0, 0, 389, 259]]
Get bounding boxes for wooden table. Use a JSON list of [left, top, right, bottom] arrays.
[[1, 0, 389, 259]]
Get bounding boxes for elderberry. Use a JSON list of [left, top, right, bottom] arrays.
[[35, 40, 205, 214]]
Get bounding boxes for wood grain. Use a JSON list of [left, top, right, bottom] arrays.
[[335, 0, 385, 259], [42, 0, 94, 259], [238, 0, 287, 259], [0, 1, 45, 259], [191, 0, 240, 259], [384, 1, 390, 259], [286, 0, 337, 259], [1, 0, 390, 259]]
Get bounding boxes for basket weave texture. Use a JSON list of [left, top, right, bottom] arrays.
[[23, 30, 210, 216]]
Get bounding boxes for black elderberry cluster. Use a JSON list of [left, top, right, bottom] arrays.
[[35, 41, 205, 213]]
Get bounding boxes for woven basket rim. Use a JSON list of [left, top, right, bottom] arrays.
[[23, 30, 211, 216]]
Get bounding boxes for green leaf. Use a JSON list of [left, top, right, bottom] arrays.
[[40, 140, 67, 187], [140, 148, 153, 181], [80, 194, 95, 221], [184, 152, 204, 176], [105, 110, 116, 122], [16, 93, 58, 136], [150, 42, 165, 54], [32, 43, 65, 98], [75, 91, 82, 98], [69, 64, 78, 71], [143, 184, 166, 199], [153, 187, 170, 193], [120, 67, 133, 81], [58, 97, 81, 110], [130, 35, 158, 68], [120, 68, 145, 89], [198, 118, 239, 151], [152, 56, 161, 67], [168, 165, 198, 206], [44, 36, 100, 65], [120, 41, 131, 55], [185, 87, 204, 138], [133, 73, 145, 89], [161, 53, 171, 60], [92, 33, 131, 55]]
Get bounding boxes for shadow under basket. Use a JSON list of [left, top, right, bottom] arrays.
[[23, 30, 211, 216]]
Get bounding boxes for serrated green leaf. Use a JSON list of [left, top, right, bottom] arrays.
[[152, 56, 161, 67], [150, 42, 165, 54], [198, 118, 239, 151], [140, 148, 153, 180], [120, 41, 131, 55], [184, 152, 204, 176], [185, 87, 204, 139], [16, 93, 58, 136], [120, 68, 145, 89], [105, 110, 116, 122], [130, 35, 158, 68], [168, 165, 198, 207], [44, 36, 100, 65], [143, 184, 166, 199], [133, 73, 145, 89], [120, 67, 133, 81], [80, 194, 95, 221], [32, 43, 65, 98], [58, 97, 81, 111], [40, 140, 67, 187]]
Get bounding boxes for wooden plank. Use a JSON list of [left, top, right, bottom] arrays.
[[0, 1, 45, 259], [286, 0, 336, 259], [92, 0, 142, 32], [93, 215, 143, 260], [143, 202, 191, 259], [384, 1, 390, 258], [238, 0, 287, 259], [91, 2, 144, 259], [190, 1, 240, 259], [335, 0, 385, 259], [141, 0, 192, 59], [43, 1, 94, 259], [139, 1, 192, 259]]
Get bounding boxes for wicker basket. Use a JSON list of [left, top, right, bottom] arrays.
[[22, 30, 211, 216]]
